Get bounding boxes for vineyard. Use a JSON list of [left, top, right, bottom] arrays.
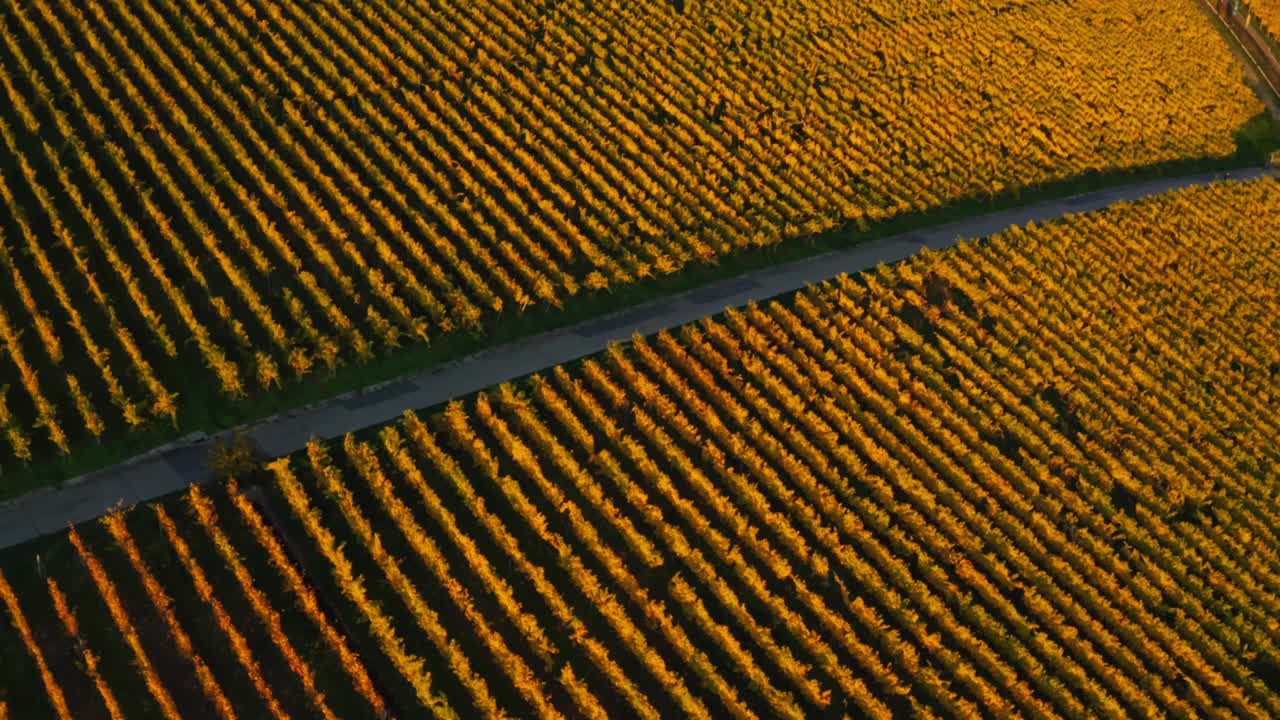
[[1253, 0, 1280, 38], [2, 176, 1279, 717], [0, 0, 1266, 475]]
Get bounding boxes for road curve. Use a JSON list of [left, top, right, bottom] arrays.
[[0, 166, 1271, 550]]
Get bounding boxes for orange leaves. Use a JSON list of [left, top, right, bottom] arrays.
[[7, 175, 1280, 720], [344, 433, 562, 720], [252, 352, 281, 391], [186, 484, 334, 719], [378, 426, 560, 666], [152, 504, 290, 720], [224, 481, 388, 716], [66, 376, 105, 440], [0, 386, 31, 462], [0, 301, 65, 454], [0, 0, 1263, 470], [0, 570, 72, 720], [268, 456, 460, 720], [68, 525, 183, 720], [400, 410, 661, 718], [100, 512, 237, 720], [1, 0, 1278, 714], [47, 578, 126, 720]]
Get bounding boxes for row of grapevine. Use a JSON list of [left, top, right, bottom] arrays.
[[0, 572, 72, 720], [0, 0, 1261, 467], [46, 579, 125, 720]]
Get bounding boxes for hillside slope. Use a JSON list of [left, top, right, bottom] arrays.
[[0, 0, 1263, 472], [2, 176, 1278, 718]]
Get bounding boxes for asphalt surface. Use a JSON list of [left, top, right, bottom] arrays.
[[0, 166, 1269, 550]]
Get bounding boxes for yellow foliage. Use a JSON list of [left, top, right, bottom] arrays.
[[0, 0, 1263, 465]]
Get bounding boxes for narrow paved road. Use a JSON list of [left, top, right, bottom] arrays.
[[0, 167, 1270, 550]]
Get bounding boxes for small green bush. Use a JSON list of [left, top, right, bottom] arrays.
[[207, 432, 262, 480]]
